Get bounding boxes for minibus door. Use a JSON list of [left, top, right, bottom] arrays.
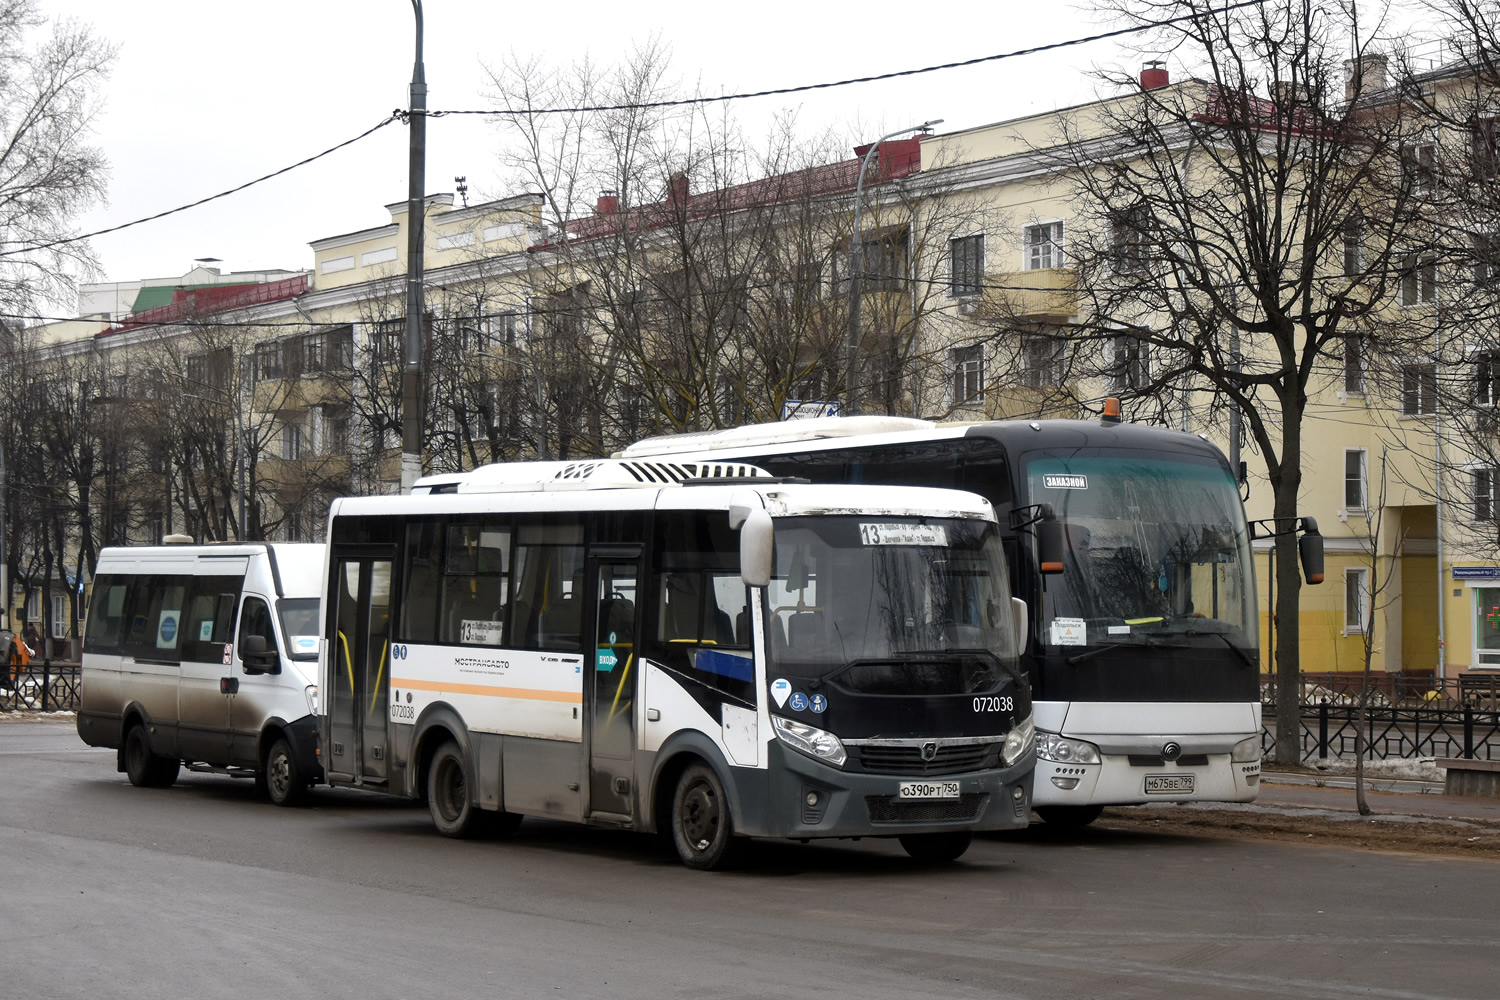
[[327, 550, 394, 785], [586, 550, 641, 820]]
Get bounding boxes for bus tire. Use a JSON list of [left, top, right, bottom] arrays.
[[1036, 805, 1104, 829], [671, 762, 744, 870], [263, 737, 306, 807], [124, 724, 179, 789], [898, 831, 972, 863], [427, 741, 480, 838]]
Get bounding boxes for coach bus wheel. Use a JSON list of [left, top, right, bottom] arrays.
[[898, 831, 972, 863], [263, 737, 306, 807], [428, 742, 480, 838], [1035, 805, 1104, 829], [124, 724, 180, 789], [671, 762, 743, 870]]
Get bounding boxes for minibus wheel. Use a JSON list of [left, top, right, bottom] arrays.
[[1035, 805, 1104, 829], [671, 762, 744, 870], [263, 737, 306, 807], [898, 831, 972, 863], [428, 741, 480, 838], [123, 724, 180, 789]]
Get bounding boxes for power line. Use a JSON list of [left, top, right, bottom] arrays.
[[432, 0, 1268, 118]]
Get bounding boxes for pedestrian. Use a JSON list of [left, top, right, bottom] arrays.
[[22, 621, 39, 656]]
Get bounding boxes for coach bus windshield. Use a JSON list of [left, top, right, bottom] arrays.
[[765, 517, 1018, 687], [1023, 451, 1255, 650]]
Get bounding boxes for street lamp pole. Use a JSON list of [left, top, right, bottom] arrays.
[[400, 0, 427, 493], [844, 119, 941, 418]]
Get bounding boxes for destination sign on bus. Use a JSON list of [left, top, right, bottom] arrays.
[[858, 523, 948, 546], [1043, 474, 1088, 490]]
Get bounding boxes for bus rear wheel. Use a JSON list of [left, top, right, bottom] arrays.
[[263, 737, 307, 807], [123, 724, 179, 789], [428, 741, 480, 838], [1035, 805, 1104, 829], [898, 831, 972, 863], [671, 762, 744, 870]]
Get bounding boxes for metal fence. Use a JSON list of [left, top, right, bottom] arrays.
[[1, 662, 80, 713]]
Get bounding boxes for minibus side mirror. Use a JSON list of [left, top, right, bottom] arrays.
[[1010, 597, 1029, 659], [241, 634, 280, 675]]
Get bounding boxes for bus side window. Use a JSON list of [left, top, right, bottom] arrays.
[[84, 576, 129, 654], [401, 520, 442, 643], [121, 575, 187, 663], [439, 521, 511, 646], [182, 575, 241, 663], [512, 518, 585, 652], [238, 597, 278, 671]]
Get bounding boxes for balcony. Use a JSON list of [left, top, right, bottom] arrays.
[[982, 267, 1079, 320]]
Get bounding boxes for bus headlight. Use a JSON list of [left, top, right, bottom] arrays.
[[1231, 736, 1262, 763], [305, 685, 319, 717], [1002, 715, 1036, 766], [771, 716, 847, 768], [1036, 731, 1101, 765]]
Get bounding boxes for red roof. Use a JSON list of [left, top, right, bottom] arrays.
[[102, 274, 310, 334]]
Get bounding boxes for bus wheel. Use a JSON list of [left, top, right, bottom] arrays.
[[1036, 805, 1104, 829], [671, 762, 744, 870], [428, 742, 480, 838], [263, 737, 306, 807], [898, 831, 972, 863], [124, 724, 180, 789]]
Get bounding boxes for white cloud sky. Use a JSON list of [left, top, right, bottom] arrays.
[[47, 0, 1365, 303]]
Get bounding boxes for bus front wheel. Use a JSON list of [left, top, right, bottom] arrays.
[[1036, 805, 1104, 829], [123, 724, 180, 789], [263, 737, 307, 807], [898, 831, 972, 863], [427, 742, 480, 838], [671, 762, 744, 870]]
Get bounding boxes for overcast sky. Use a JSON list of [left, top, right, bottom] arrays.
[[50, 1, 1199, 303]]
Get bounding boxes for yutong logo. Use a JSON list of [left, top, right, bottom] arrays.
[[1043, 474, 1088, 490], [1161, 741, 1183, 761]]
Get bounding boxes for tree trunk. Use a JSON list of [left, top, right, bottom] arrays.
[[1272, 408, 1305, 766]]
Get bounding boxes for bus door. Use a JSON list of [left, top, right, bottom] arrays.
[[327, 547, 394, 785], [585, 547, 642, 820]]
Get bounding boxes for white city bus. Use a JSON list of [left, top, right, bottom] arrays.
[[620, 403, 1324, 827], [320, 458, 1035, 868]]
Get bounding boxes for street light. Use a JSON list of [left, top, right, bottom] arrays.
[[844, 119, 942, 417], [401, 0, 427, 494]]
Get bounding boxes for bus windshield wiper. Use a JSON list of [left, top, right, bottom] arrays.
[[1065, 641, 1132, 666], [1141, 627, 1256, 669]]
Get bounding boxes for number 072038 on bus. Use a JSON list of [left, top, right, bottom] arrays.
[[320, 458, 1036, 868]]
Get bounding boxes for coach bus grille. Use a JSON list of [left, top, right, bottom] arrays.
[[851, 742, 1000, 776], [865, 793, 986, 824]]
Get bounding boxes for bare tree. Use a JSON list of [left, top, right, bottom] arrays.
[[0, 1, 114, 315]]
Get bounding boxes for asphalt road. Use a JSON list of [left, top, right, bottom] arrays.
[[2, 719, 1494, 1000]]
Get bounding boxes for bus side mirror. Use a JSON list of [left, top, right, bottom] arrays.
[[1299, 520, 1325, 585], [1010, 597, 1028, 659], [1037, 518, 1064, 574], [737, 508, 773, 588], [241, 634, 280, 675]]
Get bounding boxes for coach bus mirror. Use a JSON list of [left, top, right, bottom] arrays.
[[240, 634, 280, 675], [1010, 597, 1029, 659], [739, 509, 773, 588], [1037, 517, 1064, 574], [1298, 524, 1325, 586]]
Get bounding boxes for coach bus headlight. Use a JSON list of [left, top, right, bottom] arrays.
[[1002, 715, 1036, 767], [771, 716, 847, 768], [1231, 736, 1261, 763], [1036, 731, 1101, 765]]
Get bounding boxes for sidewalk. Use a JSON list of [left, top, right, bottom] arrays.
[[1256, 770, 1500, 823]]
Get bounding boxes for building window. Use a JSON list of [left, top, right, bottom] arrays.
[[281, 423, 303, 461], [1475, 468, 1499, 522], [1401, 362, 1437, 415], [1343, 335, 1365, 394], [1477, 352, 1498, 407], [1401, 142, 1437, 199], [1341, 215, 1363, 276], [1111, 334, 1149, 392], [1473, 586, 1500, 667], [51, 595, 67, 639], [1345, 449, 1367, 511], [1345, 567, 1370, 634], [949, 234, 984, 297], [1475, 233, 1497, 287], [1399, 252, 1437, 306], [1025, 221, 1065, 270], [1023, 336, 1062, 388], [1472, 117, 1499, 182], [951, 344, 984, 406], [1111, 204, 1151, 271], [255, 340, 284, 380], [24, 588, 39, 623]]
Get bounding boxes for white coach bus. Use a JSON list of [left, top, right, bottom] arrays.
[[77, 541, 325, 804], [320, 459, 1036, 868]]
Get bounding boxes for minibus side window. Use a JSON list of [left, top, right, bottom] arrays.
[[182, 575, 242, 662], [121, 575, 188, 663], [83, 575, 129, 655], [238, 597, 279, 673]]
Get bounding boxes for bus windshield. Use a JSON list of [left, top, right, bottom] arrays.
[[1023, 451, 1255, 648], [765, 517, 1017, 684]]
